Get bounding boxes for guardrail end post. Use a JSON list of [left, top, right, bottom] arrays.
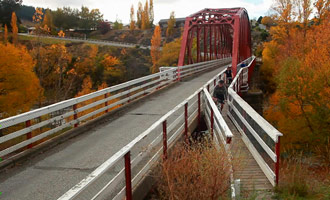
[[124, 152, 133, 200], [275, 136, 281, 186], [184, 103, 189, 144], [163, 120, 167, 160], [26, 120, 33, 149], [73, 104, 78, 128]]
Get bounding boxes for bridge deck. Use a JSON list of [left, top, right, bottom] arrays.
[[0, 65, 228, 200], [222, 106, 273, 196]]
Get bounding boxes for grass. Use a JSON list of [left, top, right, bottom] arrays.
[[274, 151, 330, 200], [18, 35, 75, 45], [151, 139, 232, 200]]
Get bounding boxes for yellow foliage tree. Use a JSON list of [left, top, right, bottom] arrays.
[[41, 9, 53, 33], [261, 16, 274, 27], [156, 37, 182, 67], [150, 25, 162, 73], [137, 2, 143, 29], [130, 5, 136, 31], [0, 43, 43, 118], [262, 10, 330, 151], [11, 12, 18, 45], [166, 11, 176, 37]]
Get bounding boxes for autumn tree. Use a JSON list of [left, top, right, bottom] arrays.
[[296, 0, 312, 31], [141, 0, 150, 30], [10, 12, 18, 45], [130, 5, 136, 31], [156, 37, 181, 67], [41, 9, 53, 33], [150, 25, 162, 73], [261, 1, 330, 153], [58, 30, 65, 37], [136, 2, 143, 29], [313, 0, 330, 22], [0, 43, 43, 118], [261, 16, 275, 27], [4, 24, 8, 44], [166, 11, 176, 37], [149, 0, 154, 26]]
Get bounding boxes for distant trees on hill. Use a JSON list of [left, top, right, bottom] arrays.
[[0, 0, 22, 28], [14, 4, 104, 31], [132, 0, 154, 30]]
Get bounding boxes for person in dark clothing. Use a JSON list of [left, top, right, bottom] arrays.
[[213, 80, 227, 111], [225, 66, 233, 84]]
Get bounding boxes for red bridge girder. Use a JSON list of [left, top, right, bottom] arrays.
[[178, 7, 251, 78]]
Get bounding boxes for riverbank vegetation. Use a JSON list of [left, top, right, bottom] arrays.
[[260, 0, 330, 198]]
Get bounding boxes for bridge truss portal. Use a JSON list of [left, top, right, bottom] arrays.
[[178, 7, 252, 77]]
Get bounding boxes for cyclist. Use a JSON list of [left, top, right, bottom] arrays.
[[225, 66, 233, 84], [212, 80, 227, 111]]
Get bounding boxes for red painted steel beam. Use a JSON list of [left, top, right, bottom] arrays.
[[178, 7, 252, 79]]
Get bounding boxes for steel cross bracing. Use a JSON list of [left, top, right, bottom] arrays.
[[178, 7, 252, 78]]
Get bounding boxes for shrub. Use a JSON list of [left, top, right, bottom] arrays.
[[155, 141, 231, 200]]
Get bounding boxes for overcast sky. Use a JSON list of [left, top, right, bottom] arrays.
[[23, 0, 273, 24]]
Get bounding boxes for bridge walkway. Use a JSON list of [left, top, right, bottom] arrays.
[[0, 64, 228, 200], [222, 105, 273, 197]]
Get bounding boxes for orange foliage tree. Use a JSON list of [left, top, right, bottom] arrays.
[[262, 3, 330, 151], [0, 43, 43, 118], [150, 25, 161, 73], [10, 12, 18, 45]]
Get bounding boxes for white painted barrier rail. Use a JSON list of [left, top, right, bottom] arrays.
[[57, 59, 233, 200], [227, 56, 283, 186], [0, 57, 231, 160]]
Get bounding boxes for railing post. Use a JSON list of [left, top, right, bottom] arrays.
[[184, 103, 188, 143], [198, 92, 201, 131], [26, 120, 33, 149], [207, 84, 210, 92], [213, 79, 216, 86], [210, 108, 214, 139], [163, 120, 167, 160], [124, 152, 132, 200], [275, 136, 281, 186], [73, 104, 78, 128], [104, 93, 108, 113]]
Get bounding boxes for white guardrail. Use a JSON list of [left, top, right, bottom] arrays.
[[0, 57, 231, 159], [57, 58, 234, 200], [227, 56, 283, 186]]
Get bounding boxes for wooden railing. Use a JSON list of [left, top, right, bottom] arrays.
[[227, 56, 283, 186]]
